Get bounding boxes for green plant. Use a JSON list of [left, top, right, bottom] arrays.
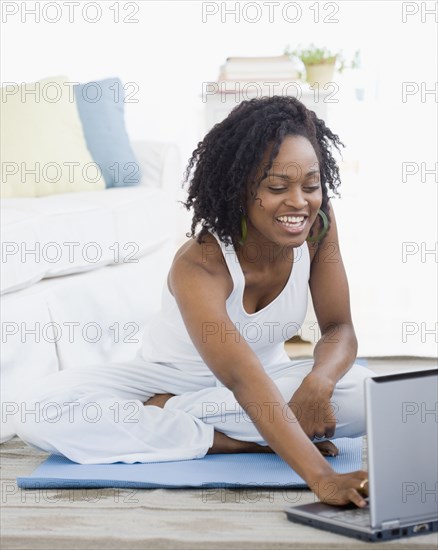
[[284, 44, 360, 74]]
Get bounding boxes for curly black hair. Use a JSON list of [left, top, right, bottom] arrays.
[[181, 95, 344, 246]]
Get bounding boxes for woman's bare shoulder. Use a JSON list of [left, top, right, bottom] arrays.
[[168, 232, 232, 296]]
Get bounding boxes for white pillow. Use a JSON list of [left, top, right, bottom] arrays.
[[0, 75, 105, 197]]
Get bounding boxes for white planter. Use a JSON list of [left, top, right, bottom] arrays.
[[305, 63, 336, 86]]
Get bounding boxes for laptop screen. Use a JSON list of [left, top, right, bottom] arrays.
[[365, 369, 438, 528]]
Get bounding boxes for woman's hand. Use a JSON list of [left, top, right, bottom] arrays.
[[311, 470, 369, 508], [288, 372, 337, 440]]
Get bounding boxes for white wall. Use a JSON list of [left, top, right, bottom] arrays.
[[2, 0, 437, 356]]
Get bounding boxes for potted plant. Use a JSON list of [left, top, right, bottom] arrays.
[[284, 44, 359, 86]]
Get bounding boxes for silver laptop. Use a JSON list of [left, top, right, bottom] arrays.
[[285, 368, 438, 542]]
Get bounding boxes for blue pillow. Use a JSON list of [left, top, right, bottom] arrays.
[[74, 77, 141, 188]]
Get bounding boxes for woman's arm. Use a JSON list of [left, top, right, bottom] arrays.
[[309, 201, 358, 383], [170, 248, 367, 507], [289, 202, 358, 439]]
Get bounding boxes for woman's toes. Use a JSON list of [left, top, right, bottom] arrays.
[[314, 440, 339, 457]]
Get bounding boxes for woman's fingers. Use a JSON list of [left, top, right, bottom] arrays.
[[349, 487, 368, 508], [349, 473, 369, 507], [311, 426, 335, 440], [324, 426, 336, 439]]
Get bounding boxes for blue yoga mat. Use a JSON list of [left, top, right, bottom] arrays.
[[17, 437, 363, 489]]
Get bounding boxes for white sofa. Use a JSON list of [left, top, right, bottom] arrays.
[[0, 141, 181, 443]]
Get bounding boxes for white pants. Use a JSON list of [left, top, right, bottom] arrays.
[[14, 358, 374, 464]]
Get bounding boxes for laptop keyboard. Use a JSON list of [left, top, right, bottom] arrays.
[[330, 508, 371, 527]]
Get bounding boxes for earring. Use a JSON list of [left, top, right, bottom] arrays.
[[239, 208, 247, 246], [306, 209, 329, 243]]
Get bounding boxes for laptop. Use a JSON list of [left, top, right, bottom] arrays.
[[285, 368, 438, 542]]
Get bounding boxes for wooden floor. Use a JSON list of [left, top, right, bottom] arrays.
[[1, 355, 437, 550]]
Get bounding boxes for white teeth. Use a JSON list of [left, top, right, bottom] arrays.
[[277, 215, 305, 223]]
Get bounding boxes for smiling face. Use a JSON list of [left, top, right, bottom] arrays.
[[244, 135, 323, 253]]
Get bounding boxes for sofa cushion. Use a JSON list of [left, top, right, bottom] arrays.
[[75, 77, 142, 188], [0, 76, 105, 198], [1, 186, 177, 295]]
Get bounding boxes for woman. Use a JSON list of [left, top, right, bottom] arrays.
[[16, 96, 373, 508]]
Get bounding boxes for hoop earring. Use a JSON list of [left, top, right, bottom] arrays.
[[307, 209, 329, 243], [239, 211, 248, 246]]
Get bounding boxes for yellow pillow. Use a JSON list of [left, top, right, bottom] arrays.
[[1, 76, 105, 197]]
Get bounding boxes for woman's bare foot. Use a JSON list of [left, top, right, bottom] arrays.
[[207, 430, 275, 454], [314, 440, 339, 457], [143, 393, 175, 408], [209, 434, 339, 456]]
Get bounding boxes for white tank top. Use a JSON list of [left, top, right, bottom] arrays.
[[139, 229, 310, 377]]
